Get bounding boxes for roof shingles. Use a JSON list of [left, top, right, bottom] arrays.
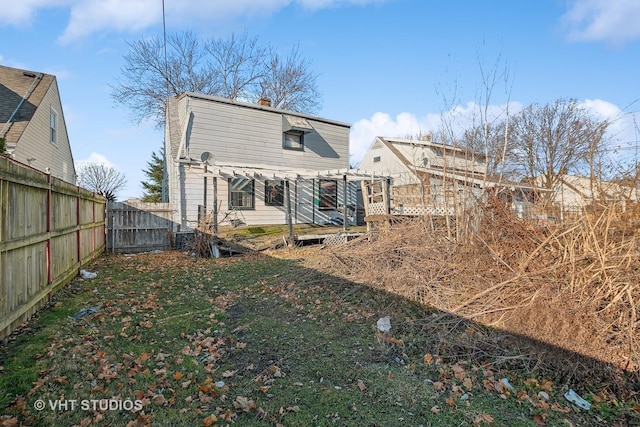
[[0, 65, 54, 144]]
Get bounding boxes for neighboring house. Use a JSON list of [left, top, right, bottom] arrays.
[[165, 92, 377, 230], [0, 64, 76, 183], [544, 174, 637, 220], [358, 136, 540, 218]]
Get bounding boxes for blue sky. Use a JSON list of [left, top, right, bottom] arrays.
[[1, 0, 639, 199]]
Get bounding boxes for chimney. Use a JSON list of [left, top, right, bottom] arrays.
[[258, 97, 271, 107]]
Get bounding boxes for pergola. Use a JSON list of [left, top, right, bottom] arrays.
[[188, 160, 390, 242]]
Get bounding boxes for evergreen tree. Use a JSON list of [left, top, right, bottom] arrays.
[[141, 148, 164, 202]]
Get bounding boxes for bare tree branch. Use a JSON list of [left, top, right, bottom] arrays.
[[111, 31, 322, 127], [76, 163, 127, 201], [508, 98, 609, 201]]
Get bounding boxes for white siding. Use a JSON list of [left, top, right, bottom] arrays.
[[167, 94, 355, 227], [358, 138, 417, 186], [183, 97, 349, 170], [13, 80, 75, 183]]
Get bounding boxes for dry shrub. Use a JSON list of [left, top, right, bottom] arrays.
[[311, 195, 640, 382]]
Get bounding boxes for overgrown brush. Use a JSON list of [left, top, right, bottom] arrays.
[[311, 197, 640, 383]]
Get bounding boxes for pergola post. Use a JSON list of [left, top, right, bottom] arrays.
[[285, 179, 294, 244], [342, 174, 348, 231], [213, 177, 218, 240]]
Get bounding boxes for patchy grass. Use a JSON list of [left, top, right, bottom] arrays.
[[1, 251, 637, 426]]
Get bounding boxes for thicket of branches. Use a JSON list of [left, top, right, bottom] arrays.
[[111, 31, 322, 128], [76, 163, 126, 202]]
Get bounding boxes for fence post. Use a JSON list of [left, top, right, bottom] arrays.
[[46, 173, 52, 285]]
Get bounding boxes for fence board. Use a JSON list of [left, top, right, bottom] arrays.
[[106, 201, 175, 253], [0, 156, 105, 339]]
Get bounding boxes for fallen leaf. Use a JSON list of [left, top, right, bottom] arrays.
[[451, 364, 465, 374], [202, 414, 217, 426], [551, 403, 571, 413], [423, 353, 434, 366], [433, 381, 445, 391], [234, 396, 256, 411], [540, 380, 553, 392], [533, 413, 546, 426], [152, 394, 166, 406]]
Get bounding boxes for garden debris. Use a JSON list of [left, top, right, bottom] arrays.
[[376, 316, 391, 332], [564, 389, 591, 410], [79, 269, 97, 279], [72, 306, 101, 319]]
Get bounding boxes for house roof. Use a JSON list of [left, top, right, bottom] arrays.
[[177, 92, 351, 128], [0, 64, 55, 144], [377, 136, 487, 158], [554, 175, 637, 201], [376, 136, 543, 192]]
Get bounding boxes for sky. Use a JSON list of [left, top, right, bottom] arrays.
[[1, 0, 640, 200]]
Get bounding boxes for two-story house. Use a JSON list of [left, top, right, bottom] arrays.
[[358, 135, 541, 218], [165, 93, 372, 229]]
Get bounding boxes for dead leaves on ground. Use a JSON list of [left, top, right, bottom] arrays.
[[421, 354, 576, 425]]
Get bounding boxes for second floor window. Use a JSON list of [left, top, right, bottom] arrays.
[[50, 109, 57, 144], [283, 131, 304, 150]]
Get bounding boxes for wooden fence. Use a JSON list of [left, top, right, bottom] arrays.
[[0, 156, 105, 339], [106, 201, 174, 253]]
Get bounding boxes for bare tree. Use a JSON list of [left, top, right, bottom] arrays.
[[508, 98, 609, 201], [111, 32, 213, 127], [461, 121, 512, 177], [77, 163, 127, 201], [260, 45, 321, 115], [205, 32, 266, 101], [111, 31, 322, 127]]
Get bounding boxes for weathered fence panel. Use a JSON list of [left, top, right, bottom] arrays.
[[0, 156, 105, 339], [106, 201, 174, 253]]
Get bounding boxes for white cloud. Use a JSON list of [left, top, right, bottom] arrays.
[[579, 99, 640, 161], [58, 0, 161, 44], [0, 0, 392, 43], [350, 102, 522, 166], [350, 112, 439, 165], [76, 152, 117, 169], [562, 0, 640, 44], [0, 0, 72, 27]]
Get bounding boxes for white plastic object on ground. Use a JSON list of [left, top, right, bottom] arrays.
[[564, 389, 591, 410], [376, 316, 391, 332]]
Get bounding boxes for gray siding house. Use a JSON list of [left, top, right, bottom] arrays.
[[358, 136, 540, 218], [0, 65, 76, 183], [165, 92, 363, 229]]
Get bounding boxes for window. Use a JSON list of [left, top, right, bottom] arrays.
[[319, 179, 337, 210], [50, 109, 57, 144], [229, 177, 255, 209], [265, 180, 284, 206], [283, 131, 304, 150], [373, 156, 381, 163]]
